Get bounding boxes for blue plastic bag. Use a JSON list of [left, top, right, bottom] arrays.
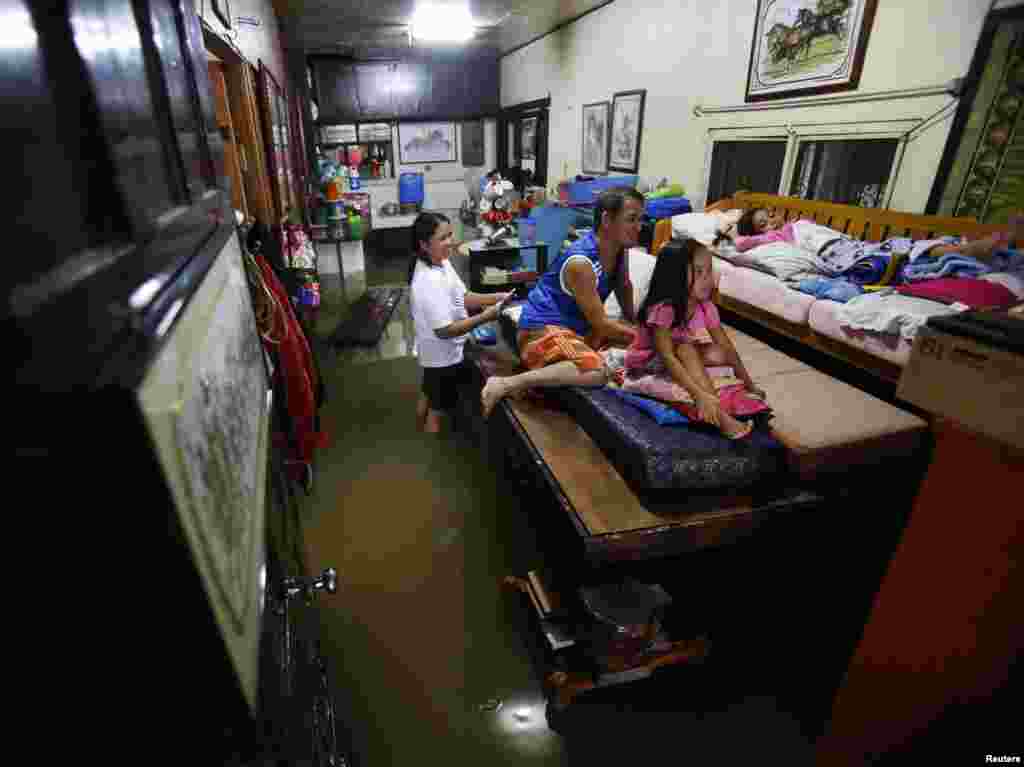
[[610, 390, 690, 425]]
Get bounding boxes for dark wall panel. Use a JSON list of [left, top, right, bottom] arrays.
[[312, 53, 499, 123]]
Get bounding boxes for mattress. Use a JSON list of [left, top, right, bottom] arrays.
[[726, 325, 926, 480], [553, 386, 786, 492], [807, 299, 912, 367], [718, 266, 816, 325], [712, 255, 737, 276]]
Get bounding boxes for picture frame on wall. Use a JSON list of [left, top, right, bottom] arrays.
[[608, 90, 646, 173], [211, 0, 231, 29], [398, 122, 457, 164], [581, 101, 610, 176], [521, 116, 538, 161], [745, 0, 878, 102], [461, 120, 485, 167]]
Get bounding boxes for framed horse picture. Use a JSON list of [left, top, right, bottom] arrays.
[[745, 0, 878, 102]]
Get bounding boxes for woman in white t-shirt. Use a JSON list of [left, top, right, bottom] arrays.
[[409, 213, 512, 433]]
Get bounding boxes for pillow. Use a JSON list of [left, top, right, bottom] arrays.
[[606, 247, 656, 318], [896, 277, 1018, 309], [736, 241, 823, 282], [671, 213, 720, 247], [980, 271, 1024, 300]]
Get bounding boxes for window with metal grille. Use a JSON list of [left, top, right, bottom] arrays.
[[790, 138, 900, 207], [706, 140, 787, 204]]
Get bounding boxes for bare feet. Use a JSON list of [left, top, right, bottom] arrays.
[[959, 234, 1002, 262], [721, 412, 753, 439], [416, 394, 429, 431], [481, 377, 509, 419]]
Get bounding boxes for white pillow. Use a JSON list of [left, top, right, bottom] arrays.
[[736, 242, 824, 282], [671, 213, 721, 247], [606, 247, 656, 319]]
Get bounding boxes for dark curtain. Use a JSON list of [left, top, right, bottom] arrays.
[[706, 141, 786, 204], [791, 139, 898, 207]]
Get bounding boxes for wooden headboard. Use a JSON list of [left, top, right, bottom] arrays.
[[711, 193, 1004, 242]]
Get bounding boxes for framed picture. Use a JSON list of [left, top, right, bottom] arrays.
[[398, 122, 457, 164], [211, 0, 231, 29], [461, 120, 485, 167], [609, 90, 646, 173], [745, 0, 878, 102], [137, 239, 269, 710], [521, 116, 538, 160], [581, 101, 610, 176]]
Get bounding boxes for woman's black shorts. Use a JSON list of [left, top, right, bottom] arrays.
[[421, 358, 474, 412]]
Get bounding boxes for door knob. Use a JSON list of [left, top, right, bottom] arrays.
[[282, 567, 339, 604]]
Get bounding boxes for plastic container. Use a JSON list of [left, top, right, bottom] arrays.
[[518, 217, 537, 246], [347, 213, 363, 241], [644, 196, 691, 220], [565, 175, 640, 205], [399, 172, 425, 205]]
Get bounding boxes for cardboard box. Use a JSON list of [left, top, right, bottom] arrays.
[[897, 325, 1024, 450]]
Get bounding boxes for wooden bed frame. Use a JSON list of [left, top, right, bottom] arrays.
[[706, 193, 1005, 383]]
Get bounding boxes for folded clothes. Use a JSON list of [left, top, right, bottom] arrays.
[[797, 276, 864, 303], [837, 290, 964, 341], [903, 252, 991, 282], [990, 248, 1024, 273]]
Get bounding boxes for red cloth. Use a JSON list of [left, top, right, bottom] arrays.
[[896, 278, 1017, 309], [256, 256, 329, 477]]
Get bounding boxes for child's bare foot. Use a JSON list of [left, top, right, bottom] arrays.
[[721, 412, 753, 440], [959, 234, 1002, 261], [481, 377, 510, 418]]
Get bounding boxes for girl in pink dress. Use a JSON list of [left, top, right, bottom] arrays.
[[624, 238, 768, 439]]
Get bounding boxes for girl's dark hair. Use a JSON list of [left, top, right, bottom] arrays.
[[638, 238, 702, 330], [736, 208, 766, 237], [408, 211, 450, 283]]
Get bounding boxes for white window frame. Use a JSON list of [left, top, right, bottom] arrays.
[[701, 120, 918, 210]]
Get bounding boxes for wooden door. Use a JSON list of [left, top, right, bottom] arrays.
[[208, 58, 248, 218]]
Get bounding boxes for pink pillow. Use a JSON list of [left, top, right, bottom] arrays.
[[896, 278, 1018, 309]]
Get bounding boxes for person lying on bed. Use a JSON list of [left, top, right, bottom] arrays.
[[480, 187, 642, 417], [718, 207, 1015, 279], [624, 238, 767, 440]]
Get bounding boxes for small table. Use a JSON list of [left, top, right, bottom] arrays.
[[460, 238, 549, 297], [309, 235, 366, 291], [373, 213, 419, 230]]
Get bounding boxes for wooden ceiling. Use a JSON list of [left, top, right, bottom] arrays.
[[274, 0, 613, 57]]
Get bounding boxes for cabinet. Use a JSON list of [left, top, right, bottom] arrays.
[[465, 240, 549, 297], [318, 123, 395, 180], [310, 55, 500, 122]]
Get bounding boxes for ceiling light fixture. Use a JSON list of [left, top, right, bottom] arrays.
[[410, 3, 475, 43]]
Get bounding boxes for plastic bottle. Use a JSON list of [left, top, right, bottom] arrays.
[[348, 211, 363, 241], [349, 165, 362, 191]]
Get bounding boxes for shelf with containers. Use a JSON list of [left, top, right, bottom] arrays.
[[316, 122, 395, 181], [308, 191, 371, 244]]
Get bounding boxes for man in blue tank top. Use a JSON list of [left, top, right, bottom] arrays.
[[481, 187, 642, 417]]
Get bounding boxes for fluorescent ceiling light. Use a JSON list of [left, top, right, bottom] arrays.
[[410, 3, 475, 43]]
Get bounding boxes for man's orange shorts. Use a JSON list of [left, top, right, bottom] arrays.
[[516, 325, 604, 372]]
